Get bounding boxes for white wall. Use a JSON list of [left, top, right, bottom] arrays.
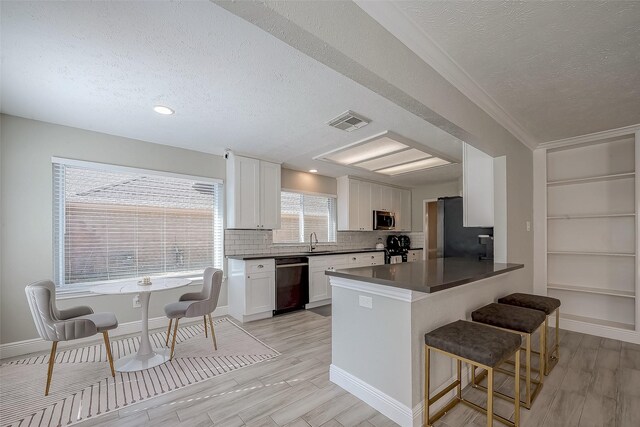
[[281, 168, 337, 195], [0, 114, 226, 344]]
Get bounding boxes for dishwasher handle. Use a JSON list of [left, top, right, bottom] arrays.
[[276, 262, 309, 268]]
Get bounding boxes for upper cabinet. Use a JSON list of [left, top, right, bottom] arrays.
[[226, 152, 281, 229], [337, 176, 411, 231], [462, 143, 494, 227], [339, 177, 372, 231]]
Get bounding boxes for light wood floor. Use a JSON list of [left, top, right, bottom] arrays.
[[52, 309, 640, 427]]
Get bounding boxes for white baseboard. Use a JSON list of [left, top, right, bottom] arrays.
[[550, 313, 640, 345], [330, 364, 415, 427], [0, 306, 229, 359], [330, 363, 473, 427]]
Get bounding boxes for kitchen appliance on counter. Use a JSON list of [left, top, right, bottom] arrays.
[[274, 257, 309, 315], [385, 234, 411, 263], [373, 210, 396, 230], [434, 197, 494, 259]]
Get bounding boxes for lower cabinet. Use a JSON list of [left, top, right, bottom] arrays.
[[307, 251, 384, 308], [228, 258, 275, 323]]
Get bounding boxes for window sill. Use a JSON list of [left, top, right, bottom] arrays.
[[55, 275, 207, 300], [272, 242, 336, 247]]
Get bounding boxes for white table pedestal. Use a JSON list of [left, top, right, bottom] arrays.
[[91, 277, 192, 373], [114, 291, 170, 372]]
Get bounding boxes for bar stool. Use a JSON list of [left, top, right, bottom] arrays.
[[424, 320, 522, 427], [471, 303, 546, 409], [498, 293, 561, 375]]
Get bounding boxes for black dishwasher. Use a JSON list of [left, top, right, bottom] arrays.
[[274, 257, 309, 315]]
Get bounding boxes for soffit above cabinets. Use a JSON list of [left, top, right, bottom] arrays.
[[315, 131, 455, 176]]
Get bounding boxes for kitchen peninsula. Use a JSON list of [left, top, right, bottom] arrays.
[[326, 257, 524, 427]]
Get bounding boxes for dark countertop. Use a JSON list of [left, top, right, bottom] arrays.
[[227, 248, 386, 260], [326, 257, 524, 294]]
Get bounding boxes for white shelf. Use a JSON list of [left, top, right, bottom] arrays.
[[560, 313, 635, 331], [548, 251, 635, 257], [547, 172, 635, 187], [547, 283, 635, 299], [547, 213, 636, 220]]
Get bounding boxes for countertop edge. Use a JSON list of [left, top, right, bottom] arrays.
[[326, 262, 524, 294]]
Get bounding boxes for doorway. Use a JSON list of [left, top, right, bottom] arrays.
[[423, 199, 438, 260]]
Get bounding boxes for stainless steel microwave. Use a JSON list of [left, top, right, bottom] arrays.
[[373, 210, 396, 230]]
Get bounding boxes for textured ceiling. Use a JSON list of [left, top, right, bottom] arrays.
[[0, 0, 463, 187], [394, 1, 640, 143]]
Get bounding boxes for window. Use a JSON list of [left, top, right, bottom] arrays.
[[53, 159, 223, 290], [273, 191, 337, 244]]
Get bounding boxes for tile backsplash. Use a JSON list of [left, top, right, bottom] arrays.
[[224, 230, 425, 256]]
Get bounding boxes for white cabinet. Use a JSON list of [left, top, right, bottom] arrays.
[[338, 177, 372, 231], [338, 176, 410, 231], [228, 259, 275, 322], [259, 161, 281, 229], [226, 152, 281, 229], [308, 251, 385, 307], [407, 249, 423, 262], [462, 143, 494, 227]]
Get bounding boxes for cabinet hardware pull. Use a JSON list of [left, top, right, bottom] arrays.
[[257, 265, 264, 268]]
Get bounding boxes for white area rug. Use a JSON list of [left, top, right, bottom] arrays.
[[0, 317, 279, 427]]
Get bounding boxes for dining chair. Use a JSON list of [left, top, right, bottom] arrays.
[[25, 280, 119, 395], [164, 267, 223, 359]]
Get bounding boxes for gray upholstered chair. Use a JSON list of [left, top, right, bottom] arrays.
[[164, 267, 223, 359], [25, 280, 118, 395]]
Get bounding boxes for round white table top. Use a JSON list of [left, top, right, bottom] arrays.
[[91, 277, 192, 295]]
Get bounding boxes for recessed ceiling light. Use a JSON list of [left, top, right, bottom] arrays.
[[309, 169, 318, 173], [376, 157, 450, 175], [153, 105, 174, 115]]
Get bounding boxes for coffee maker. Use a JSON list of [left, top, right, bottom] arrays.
[[386, 235, 411, 263]]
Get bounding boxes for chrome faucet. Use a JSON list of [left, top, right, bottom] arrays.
[[309, 232, 319, 252]]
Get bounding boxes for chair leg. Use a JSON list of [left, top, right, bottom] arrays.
[[102, 331, 116, 377], [208, 314, 218, 350], [45, 341, 58, 396], [514, 349, 521, 427], [204, 315, 208, 338], [170, 318, 180, 360], [165, 318, 173, 346]]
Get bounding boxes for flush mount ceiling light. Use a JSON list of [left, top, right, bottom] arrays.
[[309, 169, 318, 173], [153, 105, 174, 115], [315, 131, 453, 176]]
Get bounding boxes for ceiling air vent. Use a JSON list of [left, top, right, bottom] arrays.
[[327, 110, 370, 132]]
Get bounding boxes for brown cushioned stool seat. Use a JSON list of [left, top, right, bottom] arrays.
[[471, 303, 546, 409], [423, 320, 522, 427], [498, 293, 561, 375], [472, 303, 546, 334], [498, 293, 560, 315]]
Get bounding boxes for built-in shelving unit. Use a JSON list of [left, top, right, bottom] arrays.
[[539, 131, 639, 342]]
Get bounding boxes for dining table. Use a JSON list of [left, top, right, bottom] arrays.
[[92, 277, 192, 372]]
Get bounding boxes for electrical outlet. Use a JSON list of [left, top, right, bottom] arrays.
[[526, 221, 531, 232], [359, 295, 373, 309], [132, 295, 141, 308]]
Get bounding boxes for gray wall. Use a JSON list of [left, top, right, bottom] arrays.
[[0, 114, 226, 344], [410, 180, 460, 231], [281, 168, 337, 195]]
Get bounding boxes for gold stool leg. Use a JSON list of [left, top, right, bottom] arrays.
[[540, 321, 546, 384], [514, 349, 521, 427], [556, 309, 560, 360], [170, 318, 180, 360], [208, 314, 218, 350], [165, 318, 173, 346], [204, 315, 208, 338], [487, 367, 494, 427], [45, 341, 58, 396], [525, 334, 531, 408], [102, 331, 115, 377], [424, 345, 431, 427], [457, 359, 462, 399]]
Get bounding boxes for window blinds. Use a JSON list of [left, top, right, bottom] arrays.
[[53, 161, 223, 287], [273, 191, 337, 243]]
